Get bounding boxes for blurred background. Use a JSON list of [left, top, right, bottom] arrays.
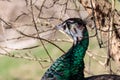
[[0, 0, 120, 80]]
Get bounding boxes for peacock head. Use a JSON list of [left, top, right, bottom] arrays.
[[56, 18, 87, 45]]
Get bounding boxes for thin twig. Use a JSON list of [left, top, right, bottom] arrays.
[[0, 17, 65, 53], [30, 0, 54, 62], [37, 0, 47, 18], [87, 51, 105, 67], [0, 52, 51, 62], [90, 0, 102, 48]]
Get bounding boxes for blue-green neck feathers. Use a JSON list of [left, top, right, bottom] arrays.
[[41, 18, 89, 80]]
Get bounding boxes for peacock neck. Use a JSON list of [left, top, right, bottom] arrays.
[[67, 29, 89, 80], [71, 28, 89, 60]]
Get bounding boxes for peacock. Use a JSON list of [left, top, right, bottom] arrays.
[[41, 18, 89, 80]]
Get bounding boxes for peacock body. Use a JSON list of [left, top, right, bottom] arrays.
[[41, 18, 89, 80]]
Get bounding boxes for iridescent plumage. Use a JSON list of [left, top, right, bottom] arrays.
[[41, 18, 89, 80]]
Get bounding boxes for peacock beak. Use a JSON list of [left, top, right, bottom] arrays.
[[55, 24, 63, 30], [55, 25, 65, 34], [55, 25, 67, 34], [55, 25, 60, 30]]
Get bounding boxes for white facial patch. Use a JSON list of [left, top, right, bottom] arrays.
[[56, 19, 85, 43], [76, 28, 83, 38], [64, 26, 70, 34]]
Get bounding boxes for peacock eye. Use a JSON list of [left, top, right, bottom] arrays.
[[63, 25, 66, 30], [70, 25, 77, 34], [73, 28, 77, 33]]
